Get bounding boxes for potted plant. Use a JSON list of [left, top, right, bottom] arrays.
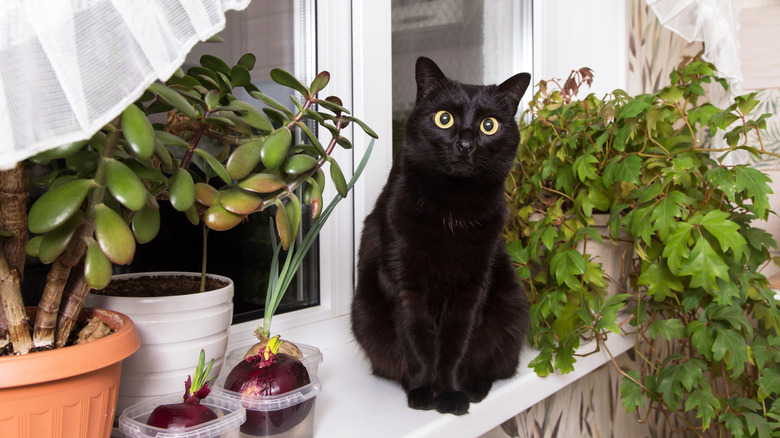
[[504, 53, 780, 436], [0, 51, 375, 434]]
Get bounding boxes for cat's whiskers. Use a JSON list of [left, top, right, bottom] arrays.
[[444, 213, 481, 233]]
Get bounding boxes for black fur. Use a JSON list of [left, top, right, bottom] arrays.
[[351, 57, 531, 415]]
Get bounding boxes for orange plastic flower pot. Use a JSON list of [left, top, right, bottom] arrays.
[[0, 307, 141, 438]]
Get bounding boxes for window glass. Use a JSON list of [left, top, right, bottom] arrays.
[[121, 0, 319, 324], [391, 0, 532, 152]]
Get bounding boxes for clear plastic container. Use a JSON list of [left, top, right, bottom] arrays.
[[118, 390, 246, 438], [215, 343, 323, 437]]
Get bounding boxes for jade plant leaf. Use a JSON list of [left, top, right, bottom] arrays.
[[226, 138, 264, 180], [237, 53, 256, 70], [283, 154, 318, 175], [200, 54, 231, 77], [28, 178, 96, 234], [309, 71, 329, 95], [194, 182, 220, 206], [270, 68, 309, 97], [169, 168, 195, 212], [261, 128, 292, 169], [38, 211, 84, 264], [285, 192, 301, 244], [122, 104, 156, 159], [219, 187, 261, 215], [131, 206, 160, 244], [106, 159, 147, 211], [230, 65, 251, 88], [94, 204, 135, 265], [230, 100, 273, 132], [194, 148, 231, 184], [148, 82, 198, 119], [203, 204, 244, 231], [84, 240, 112, 289], [327, 157, 348, 197], [238, 172, 287, 194]]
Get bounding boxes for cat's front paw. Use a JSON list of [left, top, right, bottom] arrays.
[[407, 386, 435, 410], [464, 378, 492, 403], [435, 391, 470, 415]]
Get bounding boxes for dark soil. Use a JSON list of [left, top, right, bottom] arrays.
[[92, 274, 229, 298]]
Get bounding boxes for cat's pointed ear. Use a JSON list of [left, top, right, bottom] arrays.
[[498, 72, 531, 107], [416, 57, 447, 98]]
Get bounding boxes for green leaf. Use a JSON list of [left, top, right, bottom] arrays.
[[573, 153, 599, 181], [283, 154, 318, 175], [758, 365, 780, 401], [230, 100, 273, 132], [613, 154, 641, 184], [28, 178, 96, 234], [637, 262, 683, 301], [237, 53, 256, 71], [261, 128, 292, 169], [328, 157, 348, 198], [200, 54, 231, 76], [688, 320, 715, 359], [203, 204, 244, 231], [678, 237, 730, 292], [84, 240, 112, 289], [712, 326, 749, 375], [148, 82, 198, 118], [94, 204, 135, 265], [648, 318, 685, 341], [310, 71, 330, 95], [684, 387, 721, 431], [230, 65, 252, 88], [618, 99, 651, 120], [121, 104, 156, 159], [270, 68, 309, 97], [38, 211, 84, 264], [169, 168, 195, 212], [662, 222, 693, 273], [155, 130, 191, 149], [550, 248, 586, 289], [621, 370, 645, 412], [194, 148, 231, 185], [131, 206, 160, 244], [218, 187, 261, 215], [735, 166, 772, 218], [105, 159, 147, 211], [239, 172, 288, 194], [345, 116, 379, 139], [699, 210, 746, 260], [650, 190, 685, 240]]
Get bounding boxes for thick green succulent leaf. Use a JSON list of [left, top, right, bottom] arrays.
[[28, 178, 96, 234], [261, 128, 292, 169], [194, 148, 231, 184], [169, 168, 195, 212], [345, 116, 378, 139], [25, 235, 43, 257], [230, 65, 251, 88], [106, 159, 148, 211], [131, 206, 160, 244], [148, 82, 198, 118], [194, 182, 220, 206], [95, 204, 135, 265], [200, 54, 231, 77], [122, 104, 156, 159], [185, 205, 200, 226], [203, 204, 244, 231], [237, 53, 256, 71], [231, 100, 273, 132], [238, 172, 287, 194], [30, 140, 87, 163], [327, 157, 348, 197], [155, 130, 191, 149], [226, 138, 264, 180], [285, 193, 301, 244], [270, 68, 309, 97], [249, 91, 294, 118], [283, 154, 318, 175], [275, 199, 292, 250], [219, 187, 261, 214], [65, 150, 99, 174], [303, 177, 323, 219], [310, 71, 330, 95], [85, 240, 113, 289], [38, 211, 84, 264]]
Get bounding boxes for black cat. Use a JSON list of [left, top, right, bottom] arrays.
[[351, 57, 531, 415]]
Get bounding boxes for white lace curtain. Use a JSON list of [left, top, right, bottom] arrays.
[[0, 0, 251, 170]]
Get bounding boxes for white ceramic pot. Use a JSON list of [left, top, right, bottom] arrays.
[[85, 272, 234, 416]]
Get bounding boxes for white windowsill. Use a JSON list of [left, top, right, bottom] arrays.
[[227, 315, 637, 438]]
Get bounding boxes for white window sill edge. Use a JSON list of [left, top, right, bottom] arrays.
[[227, 314, 637, 438]]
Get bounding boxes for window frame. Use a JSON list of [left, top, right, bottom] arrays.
[[227, 0, 393, 347]]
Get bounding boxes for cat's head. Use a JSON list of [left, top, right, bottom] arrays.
[[403, 57, 530, 182]]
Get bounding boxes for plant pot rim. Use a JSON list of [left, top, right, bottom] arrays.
[[0, 307, 141, 389]]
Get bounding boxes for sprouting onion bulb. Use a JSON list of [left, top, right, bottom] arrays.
[[225, 335, 312, 435], [147, 350, 218, 429]]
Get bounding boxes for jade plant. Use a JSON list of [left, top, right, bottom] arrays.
[[505, 53, 780, 436], [0, 52, 375, 355]]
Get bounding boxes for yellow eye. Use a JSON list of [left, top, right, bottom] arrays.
[[434, 110, 454, 129], [480, 117, 499, 135]]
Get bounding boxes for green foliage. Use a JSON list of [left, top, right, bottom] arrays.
[[23, 53, 375, 330], [505, 54, 780, 436]]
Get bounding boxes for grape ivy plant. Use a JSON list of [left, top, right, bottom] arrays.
[[504, 53, 780, 436]]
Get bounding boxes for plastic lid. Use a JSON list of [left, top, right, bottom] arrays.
[[118, 391, 246, 438]]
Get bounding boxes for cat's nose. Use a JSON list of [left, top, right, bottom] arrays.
[[457, 140, 474, 153]]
